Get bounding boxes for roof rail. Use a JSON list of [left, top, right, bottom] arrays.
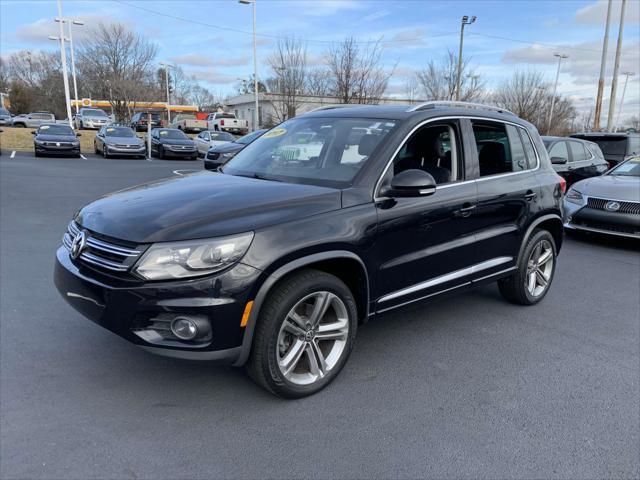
[[305, 104, 358, 114], [407, 101, 515, 115]]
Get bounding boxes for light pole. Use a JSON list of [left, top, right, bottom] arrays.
[[51, 0, 73, 128], [606, 0, 627, 131], [159, 62, 174, 124], [55, 17, 84, 115], [614, 71, 634, 132], [239, 0, 259, 130], [547, 53, 569, 135], [594, 0, 613, 131], [456, 15, 476, 101]]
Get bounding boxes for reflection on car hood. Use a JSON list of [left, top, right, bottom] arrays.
[[105, 136, 143, 145], [159, 138, 195, 146], [36, 134, 78, 141], [573, 175, 640, 202], [208, 142, 245, 154], [76, 172, 342, 243]]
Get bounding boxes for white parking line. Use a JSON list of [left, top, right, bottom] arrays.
[[80, 154, 87, 160], [10, 151, 16, 158]]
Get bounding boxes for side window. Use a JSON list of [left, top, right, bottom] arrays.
[[391, 123, 460, 185], [518, 128, 537, 169], [549, 141, 569, 163], [506, 125, 527, 172], [628, 136, 640, 155], [568, 141, 588, 162], [472, 121, 513, 176]]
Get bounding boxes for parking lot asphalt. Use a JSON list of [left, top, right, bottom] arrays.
[[1, 150, 639, 480]]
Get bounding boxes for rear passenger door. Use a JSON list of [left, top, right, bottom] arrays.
[[470, 119, 540, 269], [567, 140, 597, 185]]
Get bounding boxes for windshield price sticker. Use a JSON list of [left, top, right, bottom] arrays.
[[263, 128, 287, 138]]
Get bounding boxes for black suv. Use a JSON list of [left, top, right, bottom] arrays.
[[543, 136, 609, 187], [130, 112, 162, 132], [570, 132, 640, 167], [54, 102, 565, 398]]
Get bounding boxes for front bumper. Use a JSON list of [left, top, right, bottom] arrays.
[[564, 201, 640, 238], [105, 145, 146, 156], [82, 120, 109, 129], [54, 246, 262, 362], [35, 143, 80, 155], [165, 147, 197, 157]]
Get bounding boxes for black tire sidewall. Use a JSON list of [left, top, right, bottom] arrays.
[[518, 230, 557, 304]]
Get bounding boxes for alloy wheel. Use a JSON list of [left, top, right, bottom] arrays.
[[525, 239, 554, 297], [276, 291, 349, 386]]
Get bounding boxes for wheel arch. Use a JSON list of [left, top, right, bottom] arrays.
[[233, 250, 370, 367], [519, 213, 563, 263]]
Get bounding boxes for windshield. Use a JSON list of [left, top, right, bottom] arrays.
[[236, 129, 266, 145], [574, 136, 626, 155], [223, 117, 398, 187], [210, 132, 234, 141], [38, 125, 74, 135], [83, 109, 107, 117], [215, 113, 236, 119], [105, 127, 135, 137], [158, 129, 189, 140], [608, 157, 640, 177]]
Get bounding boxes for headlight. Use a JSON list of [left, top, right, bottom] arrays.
[[221, 152, 237, 159], [134, 232, 254, 280], [565, 188, 585, 205]]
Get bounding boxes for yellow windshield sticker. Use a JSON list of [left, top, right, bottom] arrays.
[[107, 128, 116, 132], [263, 128, 286, 138], [40, 125, 49, 130], [160, 130, 168, 136]]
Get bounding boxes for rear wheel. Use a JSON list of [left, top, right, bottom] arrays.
[[247, 269, 357, 398], [498, 229, 557, 305]]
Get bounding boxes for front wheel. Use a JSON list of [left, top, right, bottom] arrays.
[[247, 269, 357, 398], [498, 229, 557, 305]]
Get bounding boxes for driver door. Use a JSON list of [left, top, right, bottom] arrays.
[[373, 120, 479, 312]]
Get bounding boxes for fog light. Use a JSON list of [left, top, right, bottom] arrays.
[[171, 317, 198, 340]]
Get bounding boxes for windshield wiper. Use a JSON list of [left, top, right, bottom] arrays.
[[229, 172, 282, 182]]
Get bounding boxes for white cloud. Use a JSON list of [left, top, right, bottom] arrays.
[[360, 9, 391, 23], [14, 15, 125, 44], [575, 0, 640, 25], [188, 70, 238, 85], [171, 53, 249, 67]]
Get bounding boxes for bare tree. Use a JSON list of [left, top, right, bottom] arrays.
[[305, 68, 334, 97], [267, 37, 308, 121], [325, 37, 393, 104], [403, 75, 420, 104], [415, 50, 484, 102], [77, 22, 158, 121], [190, 85, 221, 110], [629, 115, 640, 131]]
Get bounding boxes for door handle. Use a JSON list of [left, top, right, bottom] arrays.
[[524, 190, 537, 201], [454, 204, 476, 218]]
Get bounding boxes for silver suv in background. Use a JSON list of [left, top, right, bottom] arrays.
[[0, 108, 11, 126], [74, 108, 112, 130], [10, 112, 55, 128]]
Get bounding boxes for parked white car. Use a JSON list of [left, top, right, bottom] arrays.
[[207, 112, 248, 135], [74, 108, 112, 130], [194, 130, 235, 157]]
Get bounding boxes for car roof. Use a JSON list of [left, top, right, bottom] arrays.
[[39, 123, 70, 127], [571, 132, 638, 138], [542, 135, 592, 143]]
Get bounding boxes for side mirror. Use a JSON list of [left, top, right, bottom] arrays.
[[381, 169, 437, 198], [76, 133, 82, 137], [551, 156, 567, 165], [31, 131, 36, 135]]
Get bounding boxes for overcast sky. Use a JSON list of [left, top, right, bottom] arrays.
[[1, 0, 639, 121]]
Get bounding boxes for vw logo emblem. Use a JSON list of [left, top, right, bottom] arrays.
[[56, 142, 61, 147], [70, 230, 87, 259], [605, 201, 621, 212]]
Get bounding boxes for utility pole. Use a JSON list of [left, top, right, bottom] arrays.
[[614, 71, 634, 132], [594, 0, 613, 131], [547, 53, 568, 135], [55, 17, 84, 115], [606, 0, 627, 131], [53, 0, 73, 128], [239, 0, 259, 130], [456, 15, 476, 101], [159, 62, 174, 124]]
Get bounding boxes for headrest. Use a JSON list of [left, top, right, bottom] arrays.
[[358, 134, 379, 156]]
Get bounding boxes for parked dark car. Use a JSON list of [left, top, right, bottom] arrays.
[[55, 102, 565, 398], [0, 107, 11, 126], [570, 132, 640, 167], [33, 124, 81, 157], [542, 136, 609, 187], [149, 128, 197, 159], [94, 126, 146, 159], [204, 128, 267, 170], [564, 156, 640, 239], [131, 112, 162, 132]]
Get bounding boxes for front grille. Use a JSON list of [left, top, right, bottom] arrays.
[[114, 144, 142, 149], [44, 141, 73, 147], [587, 197, 640, 214], [63, 221, 143, 274], [573, 219, 639, 235], [206, 152, 220, 160]]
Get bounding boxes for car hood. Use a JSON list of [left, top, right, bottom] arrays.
[[573, 175, 640, 202], [105, 136, 143, 145], [159, 138, 195, 146], [36, 134, 78, 141], [84, 116, 109, 121], [75, 172, 342, 243], [209, 142, 244, 154]]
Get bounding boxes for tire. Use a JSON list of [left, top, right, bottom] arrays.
[[14, 123, 25, 128], [498, 229, 557, 306], [94, 142, 99, 154], [103, 146, 109, 159], [79, 121, 84, 130], [247, 269, 358, 398], [157, 146, 165, 159]]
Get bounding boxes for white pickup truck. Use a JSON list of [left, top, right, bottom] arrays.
[[171, 114, 208, 133], [207, 112, 248, 135]]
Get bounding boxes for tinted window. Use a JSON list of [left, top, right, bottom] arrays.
[[391, 123, 459, 185], [549, 141, 569, 162], [628, 136, 640, 155], [157, 129, 188, 139], [38, 125, 73, 135], [210, 132, 234, 141], [609, 157, 640, 177], [472, 121, 514, 176], [224, 117, 397, 188], [577, 136, 627, 155], [569, 141, 589, 162], [83, 109, 107, 117], [236, 129, 265, 145], [216, 113, 236, 119], [519, 129, 537, 169], [506, 125, 527, 171]]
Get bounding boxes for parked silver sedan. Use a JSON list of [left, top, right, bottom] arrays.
[[94, 126, 146, 159], [194, 130, 235, 157]]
